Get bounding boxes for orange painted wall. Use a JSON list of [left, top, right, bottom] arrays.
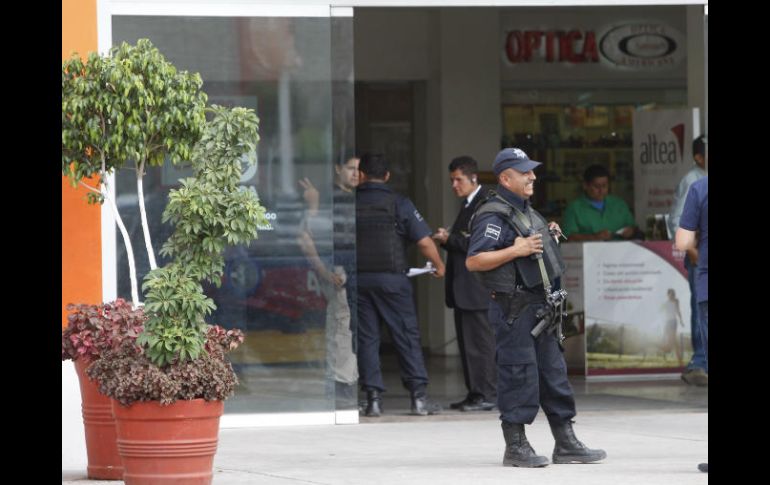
[[62, 0, 101, 327]]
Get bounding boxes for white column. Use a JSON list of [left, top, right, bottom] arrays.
[[423, 8, 502, 357], [686, 4, 707, 134]]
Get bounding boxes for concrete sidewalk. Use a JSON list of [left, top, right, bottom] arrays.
[[62, 409, 707, 484]]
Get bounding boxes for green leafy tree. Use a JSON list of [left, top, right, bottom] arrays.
[[64, 41, 266, 406], [62, 39, 207, 305], [139, 106, 267, 366]]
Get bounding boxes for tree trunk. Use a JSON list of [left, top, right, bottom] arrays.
[[136, 162, 157, 271], [103, 183, 141, 307]]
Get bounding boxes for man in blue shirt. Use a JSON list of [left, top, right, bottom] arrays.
[[355, 153, 446, 417], [467, 148, 605, 468], [669, 135, 708, 387], [675, 175, 708, 474]]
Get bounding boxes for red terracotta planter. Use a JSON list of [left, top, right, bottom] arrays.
[[73, 358, 124, 480], [112, 399, 224, 485]]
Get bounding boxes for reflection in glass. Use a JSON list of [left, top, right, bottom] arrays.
[[297, 155, 360, 411], [112, 15, 354, 415]]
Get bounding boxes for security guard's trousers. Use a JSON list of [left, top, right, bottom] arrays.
[[357, 273, 429, 393], [489, 298, 576, 425]]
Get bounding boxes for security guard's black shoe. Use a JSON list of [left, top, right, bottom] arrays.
[[698, 463, 708, 473], [549, 420, 606, 464], [364, 390, 382, 417], [410, 392, 442, 416], [501, 422, 549, 468], [450, 395, 473, 410], [460, 395, 496, 412]]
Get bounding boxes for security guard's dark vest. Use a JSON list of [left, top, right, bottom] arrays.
[[356, 189, 409, 273], [470, 192, 565, 292]]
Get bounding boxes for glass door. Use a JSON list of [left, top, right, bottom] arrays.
[[105, 3, 356, 422]]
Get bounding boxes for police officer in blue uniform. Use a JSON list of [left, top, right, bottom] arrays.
[[466, 148, 606, 467], [356, 152, 446, 417]]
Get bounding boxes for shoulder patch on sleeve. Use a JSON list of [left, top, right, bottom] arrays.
[[413, 209, 424, 221], [484, 223, 501, 240]]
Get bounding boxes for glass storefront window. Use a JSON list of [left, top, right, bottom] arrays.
[[112, 15, 356, 415]]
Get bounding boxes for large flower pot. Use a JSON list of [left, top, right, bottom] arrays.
[[112, 399, 224, 485], [73, 358, 124, 480]]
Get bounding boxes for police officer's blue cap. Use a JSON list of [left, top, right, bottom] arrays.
[[493, 148, 542, 175]]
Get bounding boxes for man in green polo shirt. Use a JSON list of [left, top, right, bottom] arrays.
[[562, 164, 638, 242]]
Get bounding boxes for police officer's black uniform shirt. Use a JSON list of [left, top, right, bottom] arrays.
[[356, 181, 432, 286], [467, 185, 549, 294]]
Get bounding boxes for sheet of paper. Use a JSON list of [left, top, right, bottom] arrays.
[[406, 263, 436, 278]]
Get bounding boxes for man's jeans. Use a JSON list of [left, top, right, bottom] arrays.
[[698, 300, 708, 365], [686, 258, 708, 372]]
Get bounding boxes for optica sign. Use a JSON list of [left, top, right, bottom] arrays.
[[503, 22, 684, 70], [505, 30, 598, 63]]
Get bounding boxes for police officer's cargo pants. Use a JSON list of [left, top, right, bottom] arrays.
[[490, 298, 576, 425], [357, 273, 429, 393]]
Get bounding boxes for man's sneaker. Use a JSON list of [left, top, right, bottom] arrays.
[[681, 368, 708, 387]]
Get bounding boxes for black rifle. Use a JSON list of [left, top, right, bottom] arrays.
[[530, 289, 569, 344]]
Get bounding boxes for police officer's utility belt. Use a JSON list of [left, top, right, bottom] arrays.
[[491, 288, 545, 325]]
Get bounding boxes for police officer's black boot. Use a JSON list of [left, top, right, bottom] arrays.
[[501, 421, 549, 468], [364, 389, 382, 417], [410, 390, 442, 416], [549, 419, 606, 464]]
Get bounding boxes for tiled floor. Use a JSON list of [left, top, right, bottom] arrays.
[[223, 348, 707, 417], [363, 350, 707, 421]]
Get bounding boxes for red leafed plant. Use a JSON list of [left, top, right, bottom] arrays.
[[61, 298, 146, 361], [205, 325, 246, 356], [63, 298, 247, 406], [86, 325, 245, 406]]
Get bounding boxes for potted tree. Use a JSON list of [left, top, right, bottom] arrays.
[[61, 299, 145, 480], [62, 38, 208, 480], [62, 39, 267, 484]]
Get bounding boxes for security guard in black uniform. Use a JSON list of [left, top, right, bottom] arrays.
[[432, 156, 497, 412], [466, 148, 606, 467], [356, 152, 446, 417]]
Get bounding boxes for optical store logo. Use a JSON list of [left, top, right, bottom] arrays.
[[599, 23, 685, 70]]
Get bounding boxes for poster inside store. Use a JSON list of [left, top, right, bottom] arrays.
[[583, 241, 691, 376]]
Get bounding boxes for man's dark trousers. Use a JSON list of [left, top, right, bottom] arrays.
[[357, 273, 429, 393], [454, 309, 496, 400], [443, 187, 496, 402]]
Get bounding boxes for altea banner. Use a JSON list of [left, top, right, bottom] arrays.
[[632, 108, 700, 229], [583, 241, 691, 376]]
